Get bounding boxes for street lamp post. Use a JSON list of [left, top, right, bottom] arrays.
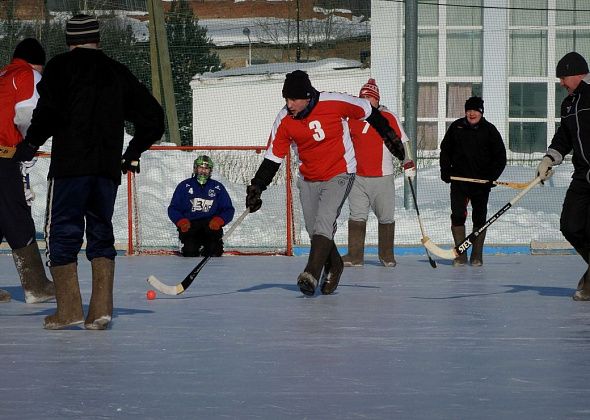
[[242, 27, 252, 66]]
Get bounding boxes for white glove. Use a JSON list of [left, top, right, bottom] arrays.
[[19, 157, 37, 176], [403, 159, 416, 179], [536, 155, 554, 181]]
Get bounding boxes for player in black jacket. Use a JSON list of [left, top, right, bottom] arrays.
[[440, 96, 507, 267], [536, 52, 590, 301], [13, 15, 165, 329]]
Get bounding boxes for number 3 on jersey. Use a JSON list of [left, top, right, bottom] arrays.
[[309, 120, 325, 141]]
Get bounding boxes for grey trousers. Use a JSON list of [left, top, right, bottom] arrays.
[[347, 174, 395, 224], [297, 173, 355, 240]]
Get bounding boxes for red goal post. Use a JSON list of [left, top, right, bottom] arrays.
[[125, 145, 295, 256]]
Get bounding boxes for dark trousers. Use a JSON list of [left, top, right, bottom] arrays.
[[450, 183, 490, 229], [0, 159, 36, 249], [45, 176, 118, 266], [561, 179, 590, 249], [179, 218, 223, 257]]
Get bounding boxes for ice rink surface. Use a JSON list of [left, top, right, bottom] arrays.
[[2, 253, 590, 420]]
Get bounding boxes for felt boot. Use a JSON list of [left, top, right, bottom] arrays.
[[451, 225, 468, 267], [469, 230, 487, 267], [43, 263, 84, 330], [297, 235, 334, 296], [378, 222, 396, 267], [573, 268, 590, 301], [85, 257, 115, 330], [0, 289, 10, 302], [342, 220, 366, 267], [12, 242, 55, 303], [320, 244, 344, 295]]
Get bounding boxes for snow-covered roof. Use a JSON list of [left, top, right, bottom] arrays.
[[195, 57, 363, 80]]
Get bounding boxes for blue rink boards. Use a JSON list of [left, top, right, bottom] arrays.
[[1, 254, 590, 420]]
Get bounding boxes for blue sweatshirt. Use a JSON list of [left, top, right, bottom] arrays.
[[168, 176, 235, 226]]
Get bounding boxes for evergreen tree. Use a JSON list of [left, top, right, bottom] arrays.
[[165, 0, 222, 145]]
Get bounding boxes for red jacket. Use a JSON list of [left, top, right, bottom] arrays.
[[349, 106, 408, 177], [0, 58, 40, 147], [265, 92, 372, 181]]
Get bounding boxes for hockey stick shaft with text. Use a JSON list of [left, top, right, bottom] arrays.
[[147, 208, 250, 295]]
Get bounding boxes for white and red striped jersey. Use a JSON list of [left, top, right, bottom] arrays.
[[348, 106, 409, 177], [264, 92, 372, 181], [0, 58, 41, 147]]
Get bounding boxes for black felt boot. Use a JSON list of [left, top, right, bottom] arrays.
[[297, 235, 334, 296]]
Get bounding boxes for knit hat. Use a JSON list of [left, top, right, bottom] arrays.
[[13, 38, 46, 65], [465, 96, 484, 114], [359, 78, 380, 102], [556, 52, 589, 77], [282, 70, 314, 99], [66, 14, 100, 46]]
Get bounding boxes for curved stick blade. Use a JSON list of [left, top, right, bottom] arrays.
[[422, 237, 457, 260], [147, 275, 185, 296]]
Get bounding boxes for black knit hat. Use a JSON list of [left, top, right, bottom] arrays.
[[66, 14, 100, 46], [465, 96, 484, 114], [282, 70, 314, 99], [13, 38, 46, 66], [556, 52, 589, 77]]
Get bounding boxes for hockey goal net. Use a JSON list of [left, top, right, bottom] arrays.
[[125, 145, 296, 255]]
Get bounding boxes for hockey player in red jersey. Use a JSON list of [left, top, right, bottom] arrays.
[[0, 38, 55, 304], [343, 79, 414, 268], [246, 70, 413, 296]]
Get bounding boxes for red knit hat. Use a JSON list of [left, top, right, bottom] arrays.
[[359, 78, 380, 102]]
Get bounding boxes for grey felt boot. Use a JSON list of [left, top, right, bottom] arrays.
[[342, 220, 366, 267], [85, 257, 115, 330], [43, 263, 84, 330], [378, 222, 396, 267], [12, 242, 55, 303], [469, 230, 487, 267]]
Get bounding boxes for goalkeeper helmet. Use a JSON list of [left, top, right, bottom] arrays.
[[193, 155, 213, 185]]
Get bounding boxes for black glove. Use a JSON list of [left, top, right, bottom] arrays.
[[246, 184, 263, 213], [382, 129, 405, 161], [121, 149, 141, 174], [12, 140, 38, 162], [441, 169, 451, 183]]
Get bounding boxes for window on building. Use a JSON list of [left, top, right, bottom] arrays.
[[556, 0, 590, 26], [418, 83, 438, 118], [509, 122, 547, 153], [510, 31, 548, 77], [418, 30, 438, 77], [446, 0, 483, 26], [417, 123, 438, 150], [446, 83, 482, 118], [556, 30, 590, 67], [447, 30, 483, 76], [510, 0, 547, 26], [509, 83, 547, 118], [418, 0, 439, 26]]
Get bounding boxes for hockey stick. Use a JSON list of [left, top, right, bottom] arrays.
[[0, 145, 16, 158], [450, 176, 529, 190], [147, 208, 250, 295], [407, 176, 437, 268], [422, 176, 543, 260]]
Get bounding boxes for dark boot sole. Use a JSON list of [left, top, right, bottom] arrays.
[[297, 272, 317, 296]]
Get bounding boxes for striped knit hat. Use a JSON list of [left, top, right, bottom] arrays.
[[359, 78, 380, 102], [66, 14, 100, 46]]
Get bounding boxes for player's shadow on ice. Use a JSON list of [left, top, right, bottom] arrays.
[[237, 283, 300, 293], [503, 284, 574, 297], [412, 284, 574, 300]]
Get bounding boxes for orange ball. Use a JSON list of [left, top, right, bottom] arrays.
[[146, 290, 156, 300]]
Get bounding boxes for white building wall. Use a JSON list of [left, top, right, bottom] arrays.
[[191, 60, 371, 147]]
